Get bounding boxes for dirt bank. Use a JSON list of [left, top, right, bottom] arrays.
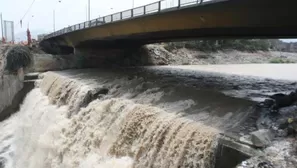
[[145, 44, 297, 65], [31, 43, 297, 70]]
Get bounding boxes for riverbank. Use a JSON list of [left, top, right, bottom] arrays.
[[145, 44, 297, 65], [0, 45, 24, 120], [24, 43, 297, 70], [0, 45, 35, 121]]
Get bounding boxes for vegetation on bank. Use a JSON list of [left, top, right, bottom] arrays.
[[5, 46, 32, 72], [164, 39, 278, 52], [269, 58, 294, 64]]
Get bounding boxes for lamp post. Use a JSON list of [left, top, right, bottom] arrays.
[[53, 10, 55, 31], [88, 0, 90, 21], [53, 0, 62, 32], [85, 5, 88, 21]]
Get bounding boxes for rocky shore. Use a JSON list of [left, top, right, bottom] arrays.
[[145, 44, 297, 65], [236, 91, 297, 168]]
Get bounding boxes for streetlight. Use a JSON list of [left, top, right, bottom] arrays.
[[53, 0, 62, 32], [86, 5, 89, 21], [88, 0, 90, 21], [53, 10, 55, 32]]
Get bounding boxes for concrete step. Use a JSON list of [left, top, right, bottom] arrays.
[[214, 134, 262, 168], [24, 73, 40, 80]]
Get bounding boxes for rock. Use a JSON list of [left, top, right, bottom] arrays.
[[242, 161, 248, 166], [289, 91, 297, 102], [239, 129, 274, 148], [257, 161, 274, 168], [80, 88, 109, 108], [256, 112, 274, 130], [95, 88, 109, 95], [278, 105, 297, 117], [277, 118, 289, 129], [262, 99, 275, 108], [250, 129, 274, 147], [0, 157, 5, 168], [239, 135, 254, 146], [232, 85, 240, 90], [270, 93, 286, 100], [275, 129, 288, 137], [237, 156, 274, 168], [288, 118, 297, 133], [270, 93, 295, 110], [275, 116, 297, 136]]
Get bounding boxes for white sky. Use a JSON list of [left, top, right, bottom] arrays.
[[0, 0, 297, 42], [0, 0, 165, 35]]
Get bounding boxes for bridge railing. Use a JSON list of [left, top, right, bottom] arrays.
[[44, 0, 207, 40]]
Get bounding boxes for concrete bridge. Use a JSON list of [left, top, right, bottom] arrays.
[[40, 0, 297, 53]]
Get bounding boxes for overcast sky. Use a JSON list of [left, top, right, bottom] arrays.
[[0, 0, 296, 42], [0, 0, 164, 34]]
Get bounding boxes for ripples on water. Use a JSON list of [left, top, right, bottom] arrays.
[[1, 67, 291, 168]]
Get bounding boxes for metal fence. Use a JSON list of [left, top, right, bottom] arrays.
[[3, 20, 14, 42], [44, 0, 212, 40]]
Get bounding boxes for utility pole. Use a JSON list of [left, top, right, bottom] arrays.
[[53, 10, 55, 32], [53, 0, 61, 32], [86, 5, 88, 21], [88, 0, 90, 21], [0, 13, 3, 40], [132, 0, 134, 8]]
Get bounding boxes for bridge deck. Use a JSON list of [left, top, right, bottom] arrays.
[[41, 0, 297, 49]]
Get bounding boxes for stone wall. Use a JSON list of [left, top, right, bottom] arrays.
[[0, 45, 26, 120], [0, 72, 24, 113]]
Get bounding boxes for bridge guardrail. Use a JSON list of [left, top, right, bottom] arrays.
[[44, 0, 206, 40]]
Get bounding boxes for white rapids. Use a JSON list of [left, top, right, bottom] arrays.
[[0, 68, 262, 168]]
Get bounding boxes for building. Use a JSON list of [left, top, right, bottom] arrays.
[[37, 34, 47, 41]]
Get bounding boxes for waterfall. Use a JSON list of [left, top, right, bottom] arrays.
[[0, 69, 256, 168]]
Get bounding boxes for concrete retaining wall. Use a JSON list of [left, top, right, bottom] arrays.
[[0, 69, 25, 121], [0, 45, 32, 121]]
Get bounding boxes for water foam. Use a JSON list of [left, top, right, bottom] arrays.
[[0, 70, 223, 168]]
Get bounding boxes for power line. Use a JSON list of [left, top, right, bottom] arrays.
[[21, 0, 36, 21], [17, 0, 36, 28]]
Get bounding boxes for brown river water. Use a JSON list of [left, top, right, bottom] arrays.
[[0, 64, 297, 168]]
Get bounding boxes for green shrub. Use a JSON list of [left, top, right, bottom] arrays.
[[164, 39, 272, 52], [269, 58, 294, 63], [5, 46, 32, 72]]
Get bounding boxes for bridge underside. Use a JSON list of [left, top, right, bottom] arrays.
[[40, 0, 297, 53]]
